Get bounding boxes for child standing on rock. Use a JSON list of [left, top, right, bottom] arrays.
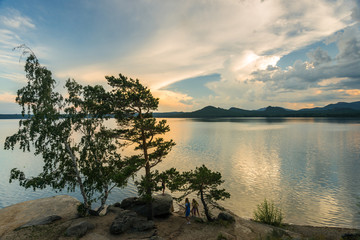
[[191, 199, 200, 217]]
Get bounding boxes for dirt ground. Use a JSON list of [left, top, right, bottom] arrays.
[[2, 207, 360, 240]]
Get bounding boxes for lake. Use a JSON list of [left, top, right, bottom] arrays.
[[1, 118, 360, 229]]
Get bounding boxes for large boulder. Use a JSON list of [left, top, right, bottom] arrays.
[[119, 197, 147, 216], [15, 215, 62, 230], [217, 211, 235, 223], [152, 194, 173, 216], [110, 210, 137, 234], [0, 195, 80, 236], [65, 221, 95, 238], [109, 210, 154, 235], [119, 193, 173, 217]]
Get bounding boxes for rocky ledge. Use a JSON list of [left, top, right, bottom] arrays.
[[0, 194, 359, 240]]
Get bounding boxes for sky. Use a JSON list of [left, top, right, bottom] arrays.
[[0, 0, 360, 113]]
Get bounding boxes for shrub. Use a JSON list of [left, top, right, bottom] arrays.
[[77, 203, 87, 217], [253, 199, 283, 226]]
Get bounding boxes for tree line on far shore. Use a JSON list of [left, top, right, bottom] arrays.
[[4, 46, 230, 221]]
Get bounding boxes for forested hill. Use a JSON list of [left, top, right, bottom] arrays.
[[0, 114, 29, 119], [1, 101, 360, 119], [153, 101, 360, 118]]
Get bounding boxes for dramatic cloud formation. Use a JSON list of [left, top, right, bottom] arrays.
[[0, 0, 359, 112], [247, 25, 360, 107]]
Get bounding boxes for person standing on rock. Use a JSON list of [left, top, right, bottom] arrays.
[[191, 199, 200, 217], [185, 198, 191, 224]]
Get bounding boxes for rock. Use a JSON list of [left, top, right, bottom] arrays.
[[0, 195, 80, 236], [120, 197, 142, 209], [152, 194, 173, 217], [217, 212, 235, 223], [120, 193, 173, 217], [65, 221, 95, 238], [81, 233, 110, 240], [133, 219, 155, 231], [150, 236, 165, 240], [217, 231, 236, 240], [109, 210, 154, 235], [15, 215, 61, 230], [110, 210, 137, 234], [106, 205, 124, 215]]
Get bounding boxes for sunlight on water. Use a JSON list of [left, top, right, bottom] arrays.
[[1, 118, 360, 229]]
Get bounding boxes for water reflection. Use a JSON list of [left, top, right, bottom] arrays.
[[188, 117, 360, 124], [1, 118, 360, 229]]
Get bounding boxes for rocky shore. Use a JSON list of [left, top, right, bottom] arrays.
[[0, 195, 359, 240]]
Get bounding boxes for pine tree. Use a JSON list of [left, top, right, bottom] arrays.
[[107, 74, 175, 220]]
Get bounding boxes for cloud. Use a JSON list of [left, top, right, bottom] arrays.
[[101, 0, 349, 92], [0, 8, 35, 29], [242, 24, 360, 107], [0, 0, 358, 112], [0, 9, 37, 83], [307, 47, 332, 66], [351, 0, 360, 21], [0, 92, 16, 103], [152, 89, 193, 112]]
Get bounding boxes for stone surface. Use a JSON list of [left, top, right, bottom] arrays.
[[65, 221, 95, 237], [217, 212, 235, 223], [0, 195, 80, 237], [15, 215, 61, 230], [81, 233, 110, 240], [109, 209, 154, 235], [152, 193, 173, 216], [150, 236, 166, 240], [110, 210, 137, 234], [120, 197, 148, 216], [133, 219, 155, 231], [218, 231, 236, 240], [120, 193, 173, 217], [106, 205, 124, 215]]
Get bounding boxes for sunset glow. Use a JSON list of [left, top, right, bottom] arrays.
[[0, 0, 359, 113]]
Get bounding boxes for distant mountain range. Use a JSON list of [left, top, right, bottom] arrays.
[[153, 101, 360, 118], [1, 101, 360, 119]]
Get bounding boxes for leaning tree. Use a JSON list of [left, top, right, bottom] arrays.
[[5, 47, 140, 215], [177, 165, 231, 221], [106, 74, 176, 220]]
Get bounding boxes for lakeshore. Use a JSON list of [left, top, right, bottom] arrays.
[[0, 195, 359, 240]]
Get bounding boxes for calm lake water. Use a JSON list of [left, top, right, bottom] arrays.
[[1, 118, 360, 229]]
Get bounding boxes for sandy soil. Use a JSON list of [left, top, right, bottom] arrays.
[[2, 207, 359, 240], [1, 196, 359, 240]]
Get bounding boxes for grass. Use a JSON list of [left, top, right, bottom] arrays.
[[253, 199, 283, 227]]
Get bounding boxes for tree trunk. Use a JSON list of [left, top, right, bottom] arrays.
[[141, 126, 153, 220], [65, 143, 90, 212], [96, 186, 108, 215], [200, 188, 213, 222]]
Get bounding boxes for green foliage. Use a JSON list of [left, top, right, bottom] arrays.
[[77, 203, 87, 217], [253, 199, 283, 227], [106, 74, 175, 219], [171, 164, 230, 222], [5, 46, 140, 214]]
